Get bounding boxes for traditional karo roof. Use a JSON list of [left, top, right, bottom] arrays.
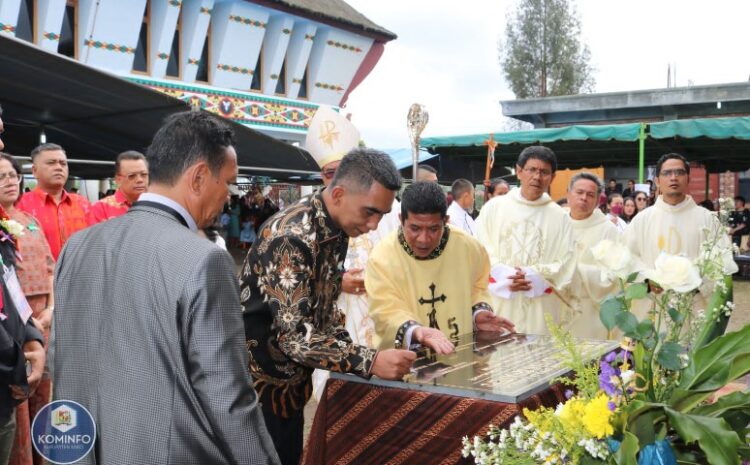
[[255, 0, 397, 40]]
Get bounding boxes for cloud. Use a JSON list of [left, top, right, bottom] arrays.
[[343, 0, 750, 149]]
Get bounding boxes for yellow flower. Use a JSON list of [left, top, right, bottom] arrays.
[[582, 394, 614, 439], [558, 398, 585, 431]]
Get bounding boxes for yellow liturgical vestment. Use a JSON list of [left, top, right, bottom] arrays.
[[366, 226, 492, 349], [475, 188, 576, 334]]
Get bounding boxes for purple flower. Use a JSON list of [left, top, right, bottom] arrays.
[[565, 389, 574, 399], [608, 401, 617, 412], [604, 351, 618, 363], [599, 361, 620, 396]]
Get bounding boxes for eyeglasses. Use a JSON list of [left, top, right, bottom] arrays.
[[659, 169, 687, 178], [0, 172, 20, 185], [635, 197, 647, 202], [523, 167, 552, 178], [322, 169, 336, 179], [122, 171, 148, 181]]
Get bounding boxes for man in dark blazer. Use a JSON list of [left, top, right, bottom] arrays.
[[51, 112, 279, 464]]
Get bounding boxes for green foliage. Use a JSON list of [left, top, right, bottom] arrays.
[[656, 342, 686, 371], [625, 283, 648, 301], [600, 296, 625, 331], [671, 324, 750, 411], [545, 313, 600, 399], [692, 276, 733, 352], [664, 408, 743, 465], [499, 0, 595, 98], [614, 431, 639, 465]]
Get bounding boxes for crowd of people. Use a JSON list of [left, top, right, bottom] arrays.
[[0, 102, 741, 465]]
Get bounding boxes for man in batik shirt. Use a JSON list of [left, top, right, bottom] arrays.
[[240, 149, 416, 465]]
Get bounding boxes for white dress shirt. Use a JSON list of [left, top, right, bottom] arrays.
[[447, 201, 476, 236]]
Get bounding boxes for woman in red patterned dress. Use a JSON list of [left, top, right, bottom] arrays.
[[1, 153, 54, 465]]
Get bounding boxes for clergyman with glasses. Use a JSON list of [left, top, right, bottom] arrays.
[[623, 153, 738, 321], [475, 146, 575, 334], [90, 150, 148, 223]]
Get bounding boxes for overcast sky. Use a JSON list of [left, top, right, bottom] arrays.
[[342, 0, 750, 149]]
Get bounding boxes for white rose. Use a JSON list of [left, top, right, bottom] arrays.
[[2, 219, 24, 238], [620, 369, 635, 386], [590, 239, 633, 279], [642, 253, 701, 293]]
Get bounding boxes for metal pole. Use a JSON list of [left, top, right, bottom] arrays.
[[638, 123, 646, 183], [705, 164, 710, 200]]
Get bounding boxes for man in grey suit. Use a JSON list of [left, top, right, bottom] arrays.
[[51, 112, 279, 464]]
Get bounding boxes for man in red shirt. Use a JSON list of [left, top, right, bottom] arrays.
[[16, 143, 93, 260], [90, 151, 148, 223]]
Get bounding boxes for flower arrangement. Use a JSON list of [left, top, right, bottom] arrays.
[[463, 198, 749, 465], [0, 218, 25, 240]]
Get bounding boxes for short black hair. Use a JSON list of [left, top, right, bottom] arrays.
[[516, 146, 557, 173], [330, 147, 401, 192], [401, 181, 447, 220], [451, 178, 473, 200], [735, 196, 746, 205], [30, 143, 65, 162], [656, 153, 690, 176], [417, 164, 437, 174], [115, 150, 146, 175], [147, 111, 235, 186], [609, 178, 617, 183], [607, 192, 623, 205], [569, 172, 603, 196]]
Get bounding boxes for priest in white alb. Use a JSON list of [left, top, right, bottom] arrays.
[[475, 146, 576, 334], [308, 106, 401, 400], [562, 173, 620, 339], [367, 182, 515, 353], [624, 153, 737, 320]]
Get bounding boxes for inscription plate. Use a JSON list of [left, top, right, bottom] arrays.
[[331, 332, 619, 403]]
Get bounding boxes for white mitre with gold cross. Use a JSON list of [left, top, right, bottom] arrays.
[[305, 105, 360, 169]]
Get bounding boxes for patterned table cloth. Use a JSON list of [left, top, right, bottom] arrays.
[[302, 377, 567, 465]]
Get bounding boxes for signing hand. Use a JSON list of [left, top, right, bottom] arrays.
[[371, 349, 416, 380], [475, 312, 516, 333], [508, 267, 531, 292], [413, 327, 455, 355], [341, 269, 366, 295]]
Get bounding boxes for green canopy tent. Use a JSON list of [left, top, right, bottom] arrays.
[[421, 116, 750, 185]]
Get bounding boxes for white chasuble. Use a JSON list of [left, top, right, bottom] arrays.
[[563, 209, 620, 339], [475, 188, 576, 334], [623, 196, 737, 320]]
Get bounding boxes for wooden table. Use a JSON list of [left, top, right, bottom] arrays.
[[301, 332, 615, 465]]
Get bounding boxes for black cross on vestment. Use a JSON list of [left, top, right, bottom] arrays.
[[418, 283, 446, 329]]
